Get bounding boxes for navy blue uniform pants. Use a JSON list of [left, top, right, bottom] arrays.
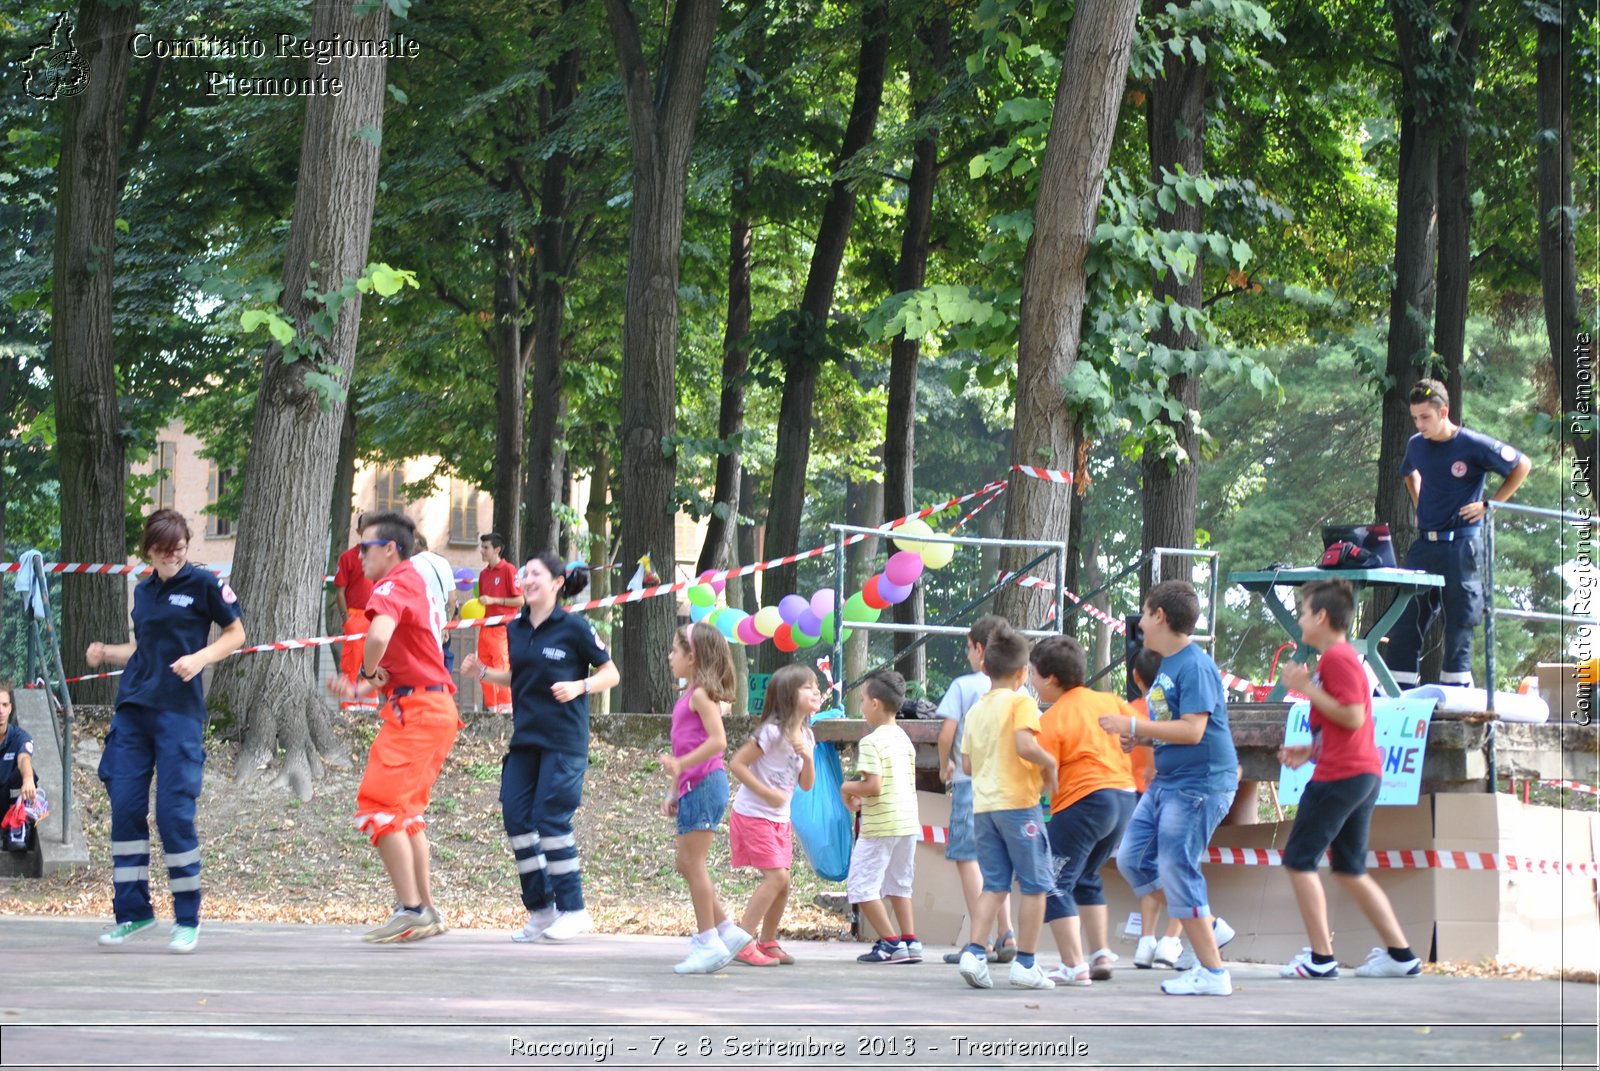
[[1383, 531, 1484, 686], [500, 747, 588, 913], [97, 706, 205, 926]]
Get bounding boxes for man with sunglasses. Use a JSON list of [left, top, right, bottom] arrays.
[[1384, 379, 1531, 688], [326, 512, 462, 943]]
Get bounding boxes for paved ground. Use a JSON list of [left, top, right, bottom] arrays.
[[0, 916, 1595, 1070]]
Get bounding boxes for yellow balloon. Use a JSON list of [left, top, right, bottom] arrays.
[[893, 517, 934, 555], [460, 597, 486, 620], [921, 535, 956, 570]]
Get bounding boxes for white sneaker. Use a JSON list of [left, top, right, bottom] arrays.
[[1161, 965, 1233, 996], [512, 905, 558, 943], [1046, 962, 1092, 986], [719, 924, 754, 960], [674, 935, 733, 974], [1133, 935, 1158, 968], [1009, 961, 1056, 990], [541, 908, 594, 942], [958, 949, 993, 989], [1353, 947, 1421, 977], [1173, 917, 1235, 970], [1154, 935, 1184, 968], [1280, 948, 1340, 978]]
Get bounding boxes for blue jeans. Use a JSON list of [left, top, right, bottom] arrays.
[[675, 768, 728, 835], [944, 780, 977, 861], [974, 806, 1053, 895], [501, 747, 589, 912], [1384, 531, 1483, 685], [1045, 788, 1137, 921], [1115, 781, 1235, 919]]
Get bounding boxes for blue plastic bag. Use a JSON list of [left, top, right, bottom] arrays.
[[790, 708, 853, 882]]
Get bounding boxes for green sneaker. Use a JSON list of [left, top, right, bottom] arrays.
[[168, 924, 199, 954], [97, 918, 158, 946]]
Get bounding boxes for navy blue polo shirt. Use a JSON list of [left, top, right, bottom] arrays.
[[1402, 426, 1522, 532], [118, 563, 243, 718], [1146, 642, 1238, 794], [1, 723, 33, 791], [506, 606, 611, 756]]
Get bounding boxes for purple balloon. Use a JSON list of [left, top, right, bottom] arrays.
[[878, 577, 913, 605], [796, 609, 821, 636], [778, 593, 810, 625], [809, 588, 837, 619], [884, 550, 924, 588], [453, 566, 477, 592]]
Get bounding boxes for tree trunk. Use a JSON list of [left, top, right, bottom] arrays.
[[605, 0, 721, 714], [760, 3, 890, 673], [324, 395, 358, 628], [997, 0, 1139, 628], [50, 0, 139, 707], [736, 471, 760, 617], [884, 13, 949, 687], [585, 444, 611, 716], [842, 467, 883, 717], [1436, 14, 1477, 425], [1537, 4, 1587, 495], [491, 219, 528, 559], [524, 43, 581, 557], [207, 0, 389, 798], [1139, 34, 1206, 595]]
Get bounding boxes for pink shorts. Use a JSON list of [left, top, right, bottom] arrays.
[[729, 810, 793, 870]]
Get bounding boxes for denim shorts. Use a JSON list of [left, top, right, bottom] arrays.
[[1282, 773, 1380, 875], [676, 767, 728, 835], [1044, 788, 1137, 921], [974, 806, 1053, 895], [1114, 781, 1235, 919], [944, 780, 977, 861]]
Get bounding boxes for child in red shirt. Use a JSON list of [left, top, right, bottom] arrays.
[[1277, 580, 1420, 980]]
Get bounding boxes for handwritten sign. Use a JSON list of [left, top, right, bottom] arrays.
[[1277, 697, 1436, 807], [748, 673, 772, 716]]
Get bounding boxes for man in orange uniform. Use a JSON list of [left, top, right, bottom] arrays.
[[333, 514, 378, 711], [476, 532, 520, 713], [326, 511, 463, 943]]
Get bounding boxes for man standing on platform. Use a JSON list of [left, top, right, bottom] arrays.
[[477, 532, 521, 714], [1384, 379, 1531, 688], [334, 513, 379, 711]]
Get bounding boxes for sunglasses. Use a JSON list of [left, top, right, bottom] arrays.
[[359, 539, 392, 552]]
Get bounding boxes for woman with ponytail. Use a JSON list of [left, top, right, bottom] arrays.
[[464, 553, 619, 944]]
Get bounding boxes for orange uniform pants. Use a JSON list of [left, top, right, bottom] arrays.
[[339, 607, 377, 710], [477, 623, 511, 711], [354, 691, 462, 845]]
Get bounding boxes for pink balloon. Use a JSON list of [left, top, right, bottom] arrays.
[[736, 617, 764, 645], [697, 568, 727, 596], [884, 550, 924, 588], [878, 577, 913, 605], [809, 588, 836, 619]]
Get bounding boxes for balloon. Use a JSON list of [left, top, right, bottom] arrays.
[[697, 568, 727, 596], [884, 550, 924, 588], [921, 536, 956, 570], [792, 628, 819, 648], [715, 609, 745, 640], [774, 624, 798, 652], [861, 575, 890, 610], [878, 577, 912, 605], [753, 605, 784, 637], [736, 617, 764, 646], [690, 601, 713, 623], [453, 566, 477, 593], [809, 589, 836, 619], [893, 517, 934, 554], [687, 583, 716, 608], [459, 598, 485, 620], [842, 592, 880, 623], [778, 594, 810, 624], [796, 609, 821, 636], [819, 613, 836, 644]]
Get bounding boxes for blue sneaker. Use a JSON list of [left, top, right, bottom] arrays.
[[857, 939, 903, 963]]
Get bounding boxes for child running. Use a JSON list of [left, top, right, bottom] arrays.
[[1277, 580, 1421, 980], [840, 669, 922, 964], [661, 622, 752, 973], [1126, 647, 1187, 970], [726, 664, 819, 966]]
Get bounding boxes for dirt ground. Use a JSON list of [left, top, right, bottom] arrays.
[[0, 705, 851, 940]]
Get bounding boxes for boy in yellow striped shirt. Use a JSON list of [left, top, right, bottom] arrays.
[[841, 670, 921, 963]]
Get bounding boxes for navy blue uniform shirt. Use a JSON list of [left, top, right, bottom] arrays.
[[1402, 426, 1523, 532], [1, 723, 34, 791], [117, 563, 242, 718], [506, 606, 611, 756]]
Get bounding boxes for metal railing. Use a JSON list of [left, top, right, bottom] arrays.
[[14, 551, 74, 842], [1483, 500, 1597, 715], [1152, 547, 1222, 654]]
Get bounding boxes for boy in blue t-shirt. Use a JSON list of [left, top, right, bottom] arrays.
[[1099, 580, 1238, 996]]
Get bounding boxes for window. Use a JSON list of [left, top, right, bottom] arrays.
[[154, 441, 176, 512], [449, 479, 480, 545], [374, 466, 406, 512], [206, 463, 234, 538]]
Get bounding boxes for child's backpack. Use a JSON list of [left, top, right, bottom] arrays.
[[790, 708, 853, 882]]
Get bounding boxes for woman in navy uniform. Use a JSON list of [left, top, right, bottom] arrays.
[[465, 552, 618, 944], [86, 510, 246, 953]]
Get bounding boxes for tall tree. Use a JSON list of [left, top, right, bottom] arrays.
[[997, 0, 1140, 627], [1435, 9, 1478, 423], [49, 0, 140, 705], [605, 0, 721, 712], [760, 0, 890, 661], [207, 0, 392, 796]]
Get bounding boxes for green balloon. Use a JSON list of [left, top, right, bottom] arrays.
[[819, 614, 836, 644], [792, 628, 819, 648], [842, 592, 880, 623], [687, 583, 715, 607]]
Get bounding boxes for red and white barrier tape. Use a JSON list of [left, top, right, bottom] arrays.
[[1, 561, 340, 584], [1547, 780, 1600, 797], [951, 486, 1007, 532], [1011, 465, 1073, 484]]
